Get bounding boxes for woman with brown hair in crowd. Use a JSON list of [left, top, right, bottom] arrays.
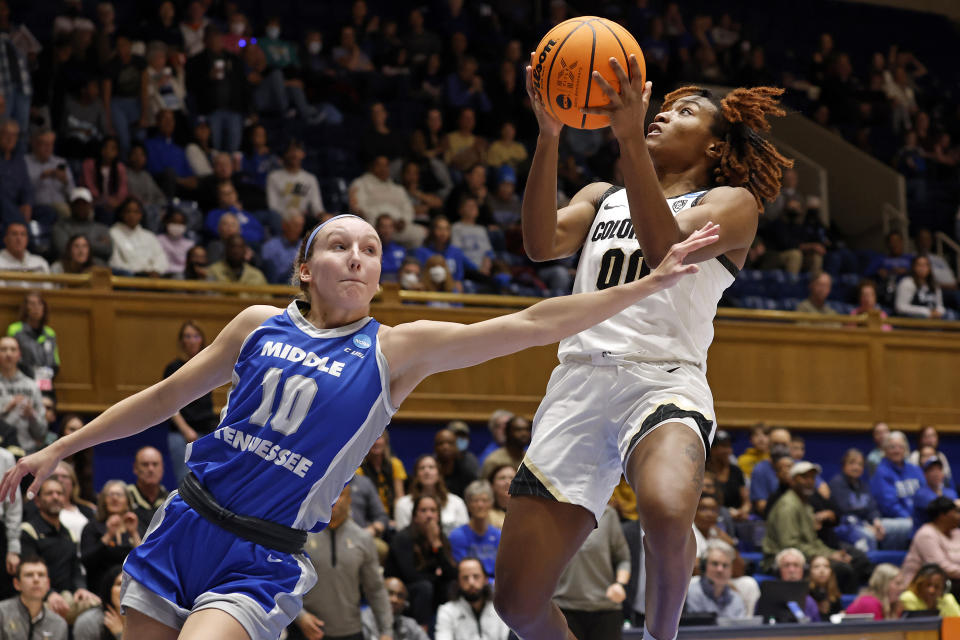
[[486, 463, 516, 530], [809, 554, 844, 617], [384, 494, 457, 626], [394, 453, 468, 535]]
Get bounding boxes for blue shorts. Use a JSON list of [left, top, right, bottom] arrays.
[[120, 492, 317, 640]]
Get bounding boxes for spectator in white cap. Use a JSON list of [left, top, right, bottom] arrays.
[[762, 460, 862, 593], [51, 189, 113, 262]]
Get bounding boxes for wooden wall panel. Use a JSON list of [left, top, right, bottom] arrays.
[[884, 339, 960, 425], [0, 286, 957, 431], [708, 324, 876, 428]]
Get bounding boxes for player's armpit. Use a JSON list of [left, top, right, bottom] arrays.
[[674, 186, 758, 264], [524, 182, 611, 261]]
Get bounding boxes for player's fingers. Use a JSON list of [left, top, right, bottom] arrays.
[[591, 71, 622, 104], [671, 234, 719, 262], [681, 231, 720, 251], [687, 221, 719, 239], [25, 476, 42, 502], [608, 57, 630, 87], [629, 54, 643, 81], [580, 106, 616, 116], [0, 467, 23, 502], [642, 81, 653, 103]]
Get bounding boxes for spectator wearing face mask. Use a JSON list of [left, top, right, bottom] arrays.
[[415, 216, 473, 291], [398, 257, 424, 291], [156, 209, 193, 276], [422, 254, 459, 298]]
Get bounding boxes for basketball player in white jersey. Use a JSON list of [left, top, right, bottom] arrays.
[[493, 56, 793, 640]]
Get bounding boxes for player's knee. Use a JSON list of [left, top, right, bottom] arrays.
[[637, 492, 695, 536]]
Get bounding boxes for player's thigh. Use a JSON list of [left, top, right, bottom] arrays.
[[178, 608, 251, 640], [496, 495, 595, 596], [123, 607, 180, 640]]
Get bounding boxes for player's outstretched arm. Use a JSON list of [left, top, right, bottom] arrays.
[[0, 305, 281, 501], [382, 223, 719, 398]]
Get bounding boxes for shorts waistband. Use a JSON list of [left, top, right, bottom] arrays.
[[178, 472, 306, 554], [561, 352, 702, 368]]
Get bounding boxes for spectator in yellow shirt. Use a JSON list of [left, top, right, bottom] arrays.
[[899, 563, 960, 617], [738, 423, 771, 479], [487, 121, 528, 171]]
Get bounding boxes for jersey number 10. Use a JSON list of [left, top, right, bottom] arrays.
[[249, 367, 318, 436], [596, 248, 650, 290]]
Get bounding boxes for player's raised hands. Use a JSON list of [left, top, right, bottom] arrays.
[[581, 54, 650, 141], [648, 222, 720, 289], [526, 53, 564, 138]]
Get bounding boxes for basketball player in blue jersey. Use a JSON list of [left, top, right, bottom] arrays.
[[492, 57, 793, 640], [0, 214, 718, 640]]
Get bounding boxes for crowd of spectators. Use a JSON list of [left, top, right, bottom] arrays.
[[1, 0, 954, 311]]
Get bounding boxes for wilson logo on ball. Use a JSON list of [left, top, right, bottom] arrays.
[[556, 94, 573, 110], [531, 39, 557, 92]]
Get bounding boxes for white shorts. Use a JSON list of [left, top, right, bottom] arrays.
[[510, 359, 717, 523]]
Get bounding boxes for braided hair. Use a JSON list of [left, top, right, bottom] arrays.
[[661, 86, 794, 211]]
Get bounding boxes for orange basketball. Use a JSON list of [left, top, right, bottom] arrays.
[[531, 17, 646, 130]]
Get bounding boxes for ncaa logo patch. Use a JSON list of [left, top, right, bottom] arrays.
[[353, 334, 372, 349], [672, 199, 688, 212], [556, 94, 572, 110]]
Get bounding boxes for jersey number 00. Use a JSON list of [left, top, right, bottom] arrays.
[[596, 248, 651, 290]]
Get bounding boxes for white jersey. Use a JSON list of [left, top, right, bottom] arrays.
[[558, 186, 738, 366]]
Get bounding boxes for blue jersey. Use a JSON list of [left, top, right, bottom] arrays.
[[185, 301, 396, 532]]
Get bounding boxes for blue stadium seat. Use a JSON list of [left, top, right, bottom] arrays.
[[778, 298, 799, 311], [785, 272, 809, 299], [841, 594, 857, 609], [761, 270, 787, 297], [752, 574, 777, 584], [867, 550, 907, 566], [730, 270, 765, 298], [741, 551, 763, 565], [840, 272, 861, 287], [736, 296, 778, 310]]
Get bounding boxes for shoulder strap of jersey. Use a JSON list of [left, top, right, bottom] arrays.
[[690, 190, 710, 206], [598, 185, 624, 207]]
